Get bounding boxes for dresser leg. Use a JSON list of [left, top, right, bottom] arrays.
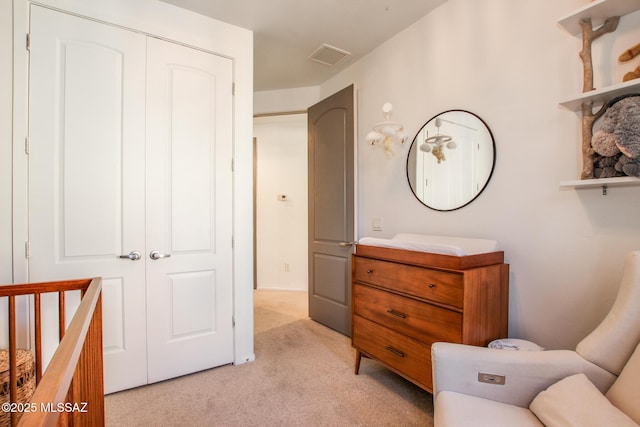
[[354, 350, 362, 374]]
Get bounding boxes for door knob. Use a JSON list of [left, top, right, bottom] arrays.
[[339, 241, 354, 247], [150, 250, 171, 260], [118, 251, 141, 261]]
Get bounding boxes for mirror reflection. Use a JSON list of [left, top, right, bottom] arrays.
[[407, 110, 495, 211]]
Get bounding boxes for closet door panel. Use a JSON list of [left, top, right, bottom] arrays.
[[169, 67, 215, 252], [28, 5, 148, 393], [62, 41, 123, 256], [145, 37, 234, 383]]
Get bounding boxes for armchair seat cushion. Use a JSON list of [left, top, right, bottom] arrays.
[[435, 391, 543, 427]]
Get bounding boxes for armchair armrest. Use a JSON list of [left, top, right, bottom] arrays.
[[432, 342, 616, 408]]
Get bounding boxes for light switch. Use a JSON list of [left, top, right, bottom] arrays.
[[372, 217, 383, 231]]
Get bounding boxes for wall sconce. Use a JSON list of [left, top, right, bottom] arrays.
[[366, 103, 407, 157], [419, 117, 456, 163]]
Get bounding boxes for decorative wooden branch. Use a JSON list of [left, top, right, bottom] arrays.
[[580, 101, 608, 179], [579, 17, 620, 92], [577, 16, 619, 179]]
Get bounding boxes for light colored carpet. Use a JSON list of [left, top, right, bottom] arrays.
[[105, 290, 434, 426]]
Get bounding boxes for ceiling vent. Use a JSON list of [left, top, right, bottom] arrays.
[[309, 44, 351, 66]]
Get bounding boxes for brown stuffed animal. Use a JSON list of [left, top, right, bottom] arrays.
[[592, 95, 640, 162]]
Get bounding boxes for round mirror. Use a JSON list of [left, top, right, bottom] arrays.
[[406, 110, 495, 211]]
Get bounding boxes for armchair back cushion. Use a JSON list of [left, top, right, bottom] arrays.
[[606, 342, 640, 424], [576, 251, 640, 375]]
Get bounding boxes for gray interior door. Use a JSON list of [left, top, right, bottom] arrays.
[[307, 85, 355, 336]]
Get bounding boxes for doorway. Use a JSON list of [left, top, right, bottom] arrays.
[[253, 113, 309, 292], [252, 85, 355, 337]]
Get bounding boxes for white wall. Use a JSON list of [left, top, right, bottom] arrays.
[[254, 86, 320, 115], [318, 0, 640, 350], [254, 114, 309, 291], [5, 0, 255, 364]]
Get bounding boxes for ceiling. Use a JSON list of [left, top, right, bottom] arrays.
[[160, 0, 446, 92]]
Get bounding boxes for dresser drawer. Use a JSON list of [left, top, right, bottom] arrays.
[[353, 284, 462, 345], [353, 315, 432, 390], [353, 256, 463, 308]]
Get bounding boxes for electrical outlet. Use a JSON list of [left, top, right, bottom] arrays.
[[284, 263, 290, 272], [372, 217, 383, 231], [478, 372, 505, 385]]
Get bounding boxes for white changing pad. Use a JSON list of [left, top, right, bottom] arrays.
[[358, 233, 499, 256]]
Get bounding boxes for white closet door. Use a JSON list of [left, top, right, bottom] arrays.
[[145, 38, 234, 382], [28, 5, 148, 393]]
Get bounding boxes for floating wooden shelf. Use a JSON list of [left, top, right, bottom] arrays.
[[559, 79, 640, 111], [560, 176, 640, 194], [558, 0, 640, 35]]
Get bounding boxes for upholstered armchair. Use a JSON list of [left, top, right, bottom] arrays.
[[432, 251, 640, 427]]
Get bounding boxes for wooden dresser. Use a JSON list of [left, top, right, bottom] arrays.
[[352, 244, 509, 393]]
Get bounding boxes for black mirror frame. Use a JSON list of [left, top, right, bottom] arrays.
[[406, 109, 496, 212]]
